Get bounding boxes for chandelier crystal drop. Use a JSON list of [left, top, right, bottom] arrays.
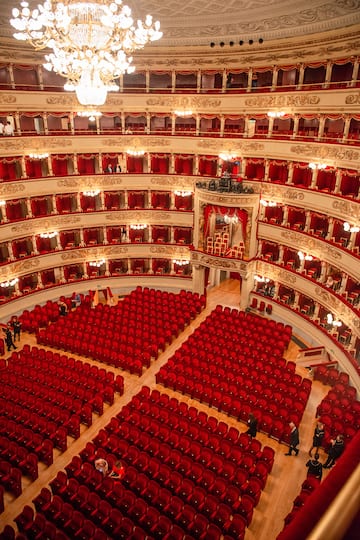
[[10, 1, 162, 106]]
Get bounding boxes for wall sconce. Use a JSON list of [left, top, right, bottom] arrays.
[[40, 231, 58, 239], [88, 259, 105, 267], [219, 152, 237, 161], [126, 149, 145, 156], [326, 313, 342, 327], [83, 190, 100, 197], [254, 275, 270, 283], [173, 259, 189, 266], [267, 111, 285, 118], [309, 162, 327, 170], [28, 152, 49, 159], [174, 190, 192, 197], [344, 222, 360, 233], [224, 214, 239, 224], [297, 251, 313, 261], [130, 224, 147, 230], [174, 110, 193, 117], [1, 277, 19, 288], [0, 200, 6, 207], [260, 199, 277, 207]]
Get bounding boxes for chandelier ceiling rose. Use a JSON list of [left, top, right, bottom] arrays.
[[10, 0, 162, 106]]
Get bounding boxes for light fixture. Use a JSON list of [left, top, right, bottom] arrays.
[[40, 231, 58, 239], [219, 152, 236, 161], [344, 222, 360, 233], [83, 189, 100, 197], [309, 162, 327, 170], [173, 259, 189, 266], [174, 190, 192, 197], [77, 110, 102, 122], [254, 275, 270, 283], [1, 277, 19, 288], [130, 224, 147, 230], [126, 149, 145, 156], [297, 251, 313, 261], [260, 199, 277, 207], [10, 1, 162, 106], [0, 200, 6, 207], [174, 110, 193, 117], [326, 313, 342, 327], [28, 152, 49, 159], [224, 214, 239, 224], [267, 111, 285, 118], [89, 259, 105, 267]]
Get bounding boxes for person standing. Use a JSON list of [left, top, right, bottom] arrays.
[[3, 324, 17, 351], [246, 413, 258, 437], [285, 422, 300, 456], [323, 435, 345, 469], [306, 453, 323, 480], [309, 421, 325, 456], [11, 316, 21, 342]]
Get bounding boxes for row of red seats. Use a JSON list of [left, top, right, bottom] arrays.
[[0, 440, 38, 481], [15, 346, 121, 392], [282, 476, 321, 526], [0, 398, 68, 452], [0, 461, 22, 497], [313, 365, 350, 387], [0, 418, 53, 466]]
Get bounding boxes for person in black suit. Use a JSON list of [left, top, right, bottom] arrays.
[[285, 422, 300, 456], [309, 421, 325, 456], [246, 413, 258, 437], [306, 453, 323, 480], [323, 435, 345, 468], [3, 324, 17, 351]]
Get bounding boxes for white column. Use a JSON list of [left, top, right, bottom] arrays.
[[20, 156, 27, 178], [240, 276, 253, 311], [79, 229, 85, 246], [287, 162, 294, 184], [95, 116, 100, 134], [170, 192, 175, 210], [271, 67, 278, 90], [293, 291, 300, 309], [296, 64, 305, 90], [192, 265, 206, 295], [26, 198, 33, 218], [171, 71, 176, 93], [124, 190, 128, 208], [14, 280, 20, 295], [278, 245, 284, 263], [76, 192, 81, 211], [73, 154, 79, 174], [324, 60, 333, 89], [317, 116, 326, 140], [171, 114, 176, 135], [8, 64, 15, 89], [121, 112, 125, 134], [197, 70, 201, 93], [305, 210, 312, 232], [350, 57, 359, 87], [119, 74, 123, 92], [170, 154, 175, 174], [103, 226, 110, 244], [105, 259, 110, 276], [292, 115, 299, 138], [240, 158, 247, 177], [325, 217, 334, 241], [59, 267, 66, 283], [310, 168, 318, 189], [43, 113, 48, 134], [222, 69, 227, 93], [220, 115, 225, 137], [196, 115, 200, 136], [320, 261, 327, 282], [145, 70, 150, 93], [247, 68, 253, 92], [264, 159, 270, 181], [194, 155, 199, 175], [342, 116, 351, 142], [32, 235, 39, 255], [99, 191, 105, 211], [267, 117, 274, 138], [7, 242, 15, 260], [282, 206, 289, 226], [69, 112, 75, 135], [334, 169, 342, 194], [52, 194, 57, 214], [47, 156, 53, 176], [98, 152, 103, 173], [37, 272, 44, 288], [14, 113, 21, 135]]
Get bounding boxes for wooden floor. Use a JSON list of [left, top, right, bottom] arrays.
[[1, 280, 332, 539]]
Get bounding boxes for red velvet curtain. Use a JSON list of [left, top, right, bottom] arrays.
[[52, 156, 68, 176], [204, 204, 248, 239]]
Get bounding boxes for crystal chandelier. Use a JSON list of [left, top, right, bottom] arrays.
[[10, 1, 162, 106]]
